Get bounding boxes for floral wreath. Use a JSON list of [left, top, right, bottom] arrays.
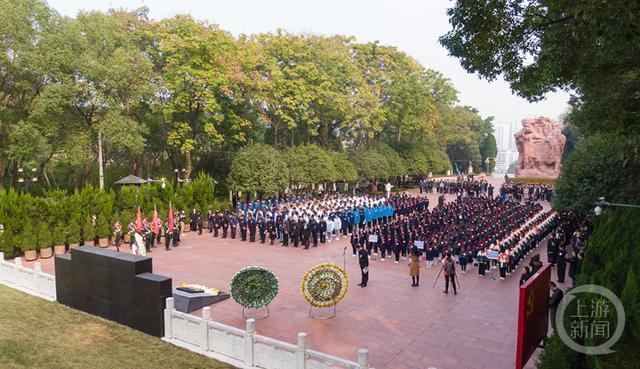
[[230, 266, 278, 309], [301, 263, 348, 308]]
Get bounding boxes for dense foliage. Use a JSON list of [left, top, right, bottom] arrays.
[[553, 134, 640, 214], [0, 0, 495, 193], [0, 174, 218, 257], [440, 2, 640, 368]]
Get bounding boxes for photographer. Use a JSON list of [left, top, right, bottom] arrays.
[[443, 252, 457, 295]]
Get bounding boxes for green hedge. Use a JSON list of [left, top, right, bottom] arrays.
[[510, 177, 557, 185], [536, 206, 640, 369], [0, 173, 217, 258]]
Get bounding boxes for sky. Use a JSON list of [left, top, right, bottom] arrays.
[[46, 0, 570, 126]]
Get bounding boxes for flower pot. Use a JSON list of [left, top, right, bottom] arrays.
[[68, 243, 80, 250], [24, 250, 37, 261], [99, 238, 109, 248], [54, 244, 67, 255], [40, 246, 53, 259]]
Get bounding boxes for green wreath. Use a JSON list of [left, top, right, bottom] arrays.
[[230, 266, 278, 309], [301, 263, 348, 308]]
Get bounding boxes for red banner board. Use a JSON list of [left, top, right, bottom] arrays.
[[515, 263, 551, 369]]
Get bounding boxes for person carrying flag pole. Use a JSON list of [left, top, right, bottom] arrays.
[[152, 205, 160, 249]]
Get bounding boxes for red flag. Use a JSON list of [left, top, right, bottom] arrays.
[[168, 202, 174, 233], [135, 206, 143, 232], [153, 205, 160, 234]]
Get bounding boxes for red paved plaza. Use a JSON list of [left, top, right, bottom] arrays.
[[23, 179, 564, 369]]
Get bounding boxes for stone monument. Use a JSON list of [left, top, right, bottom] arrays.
[[514, 116, 566, 179]]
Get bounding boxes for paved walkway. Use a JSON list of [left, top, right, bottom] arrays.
[[21, 177, 568, 369]]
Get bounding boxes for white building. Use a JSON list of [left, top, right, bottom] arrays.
[[493, 121, 521, 174]]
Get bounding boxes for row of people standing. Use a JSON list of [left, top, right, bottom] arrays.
[[186, 197, 398, 249]]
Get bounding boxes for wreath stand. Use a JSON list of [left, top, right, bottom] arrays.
[[242, 305, 270, 320], [308, 304, 337, 320]]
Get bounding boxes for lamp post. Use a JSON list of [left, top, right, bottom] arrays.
[[594, 197, 640, 216], [17, 167, 38, 192], [146, 177, 167, 189]]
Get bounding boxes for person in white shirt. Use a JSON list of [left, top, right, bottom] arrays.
[[326, 217, 334, 243], [385, 182, 393, 198], [333, 215, 341, 240]]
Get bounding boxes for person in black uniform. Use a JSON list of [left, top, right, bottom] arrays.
[[229, 213, 237, 239], [310, 218, 318, 247], [291, 219, 300, 247], [549, 282, 564, 330], [350, 233, 359, 257], [302, 220, 311, 249], [356, 244, 369, 287], [208, 211, 214, 234], [190, 209, 198, 231], [197, 212, 203, 235], [282, 219, 289, 246], [172, 217, 180, 248], [556, 245, 567, 283], [239, 215, 247, 241], [163, 221, 171, 250], [443, 252, 457, 295], [547, 233, 558, 266], [258, 217, 266, 244], [319, 218, 327, 243], [268, 220, 276, 245], [212, 211, 221, 237], [222, 212, 229, 238], [248, 216, 257, 242]]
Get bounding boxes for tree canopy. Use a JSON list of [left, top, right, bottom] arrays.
[[0, 0, 497, 192]]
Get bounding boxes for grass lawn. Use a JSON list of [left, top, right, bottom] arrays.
[[0, 285, 233, 369]]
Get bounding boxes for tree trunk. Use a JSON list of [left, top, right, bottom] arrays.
[[274, 126, 279, 148], [97, 130, 105, 190], [184, 151, 193, 180], [396, 125, 402, 143]]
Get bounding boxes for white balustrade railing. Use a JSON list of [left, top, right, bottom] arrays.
[[0, 252, 373, 369], [0, 252, 56, 301], [163, 297, 372, 369]]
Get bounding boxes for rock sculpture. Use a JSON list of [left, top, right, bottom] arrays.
[[514, 117, 566, 179]]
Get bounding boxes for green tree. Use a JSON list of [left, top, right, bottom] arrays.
[[330, 152, 358, 182], [227, 144, 288, 194], [480, 133, 498, 173], [149, 16, 257, 179], [285, 144, 336, 186], [553, 134, 640, 214], [348, 147, 390, 181], [440, 0, 640, 151]]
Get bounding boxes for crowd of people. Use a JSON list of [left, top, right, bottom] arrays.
[[499, 182, 554, 202], [419, 176, 494, 198], [113, 176, 569, 296]]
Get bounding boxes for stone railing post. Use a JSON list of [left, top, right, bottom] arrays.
[[200, 307, 210, 350], [13, 257, 22, 286], [296, 332, 307, 369], [34, 262, 42, 293], [244, 318, 255, 366], [164, 297, 174, 339], [0, 252, 4, 281], [358, 348, 369, 369]]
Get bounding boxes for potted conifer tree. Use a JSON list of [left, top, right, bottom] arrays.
[[21, 223, 37, 261], [96, 214, 111, 248], [66, 216, 81, 249], [81, 216, 95, 247], [39, 221, 54, 258], [52, 221, 66, 255]]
